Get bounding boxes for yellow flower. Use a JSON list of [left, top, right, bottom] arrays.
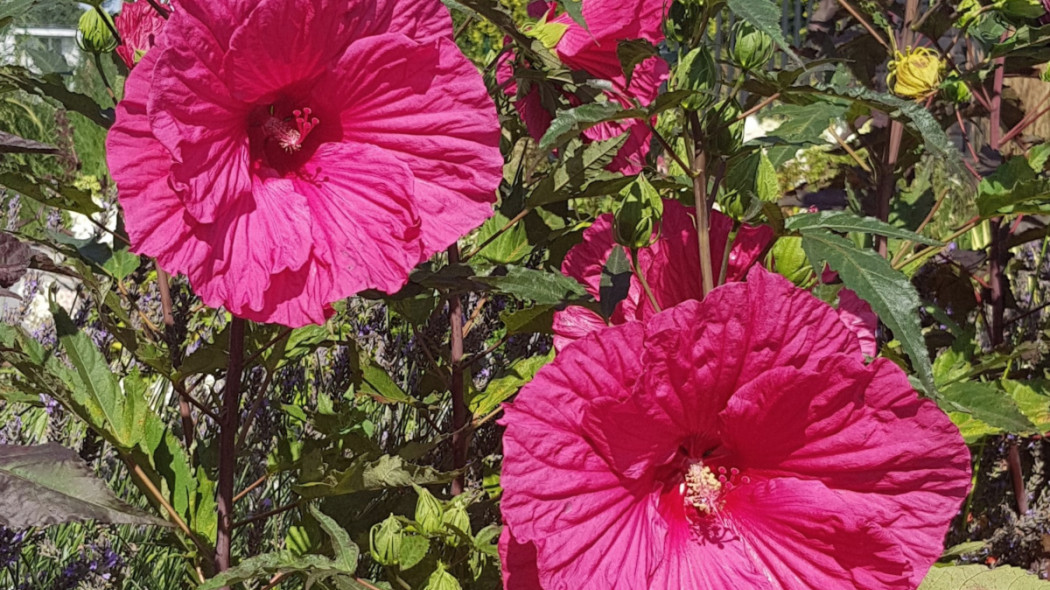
[[887, 47, 945, 100]]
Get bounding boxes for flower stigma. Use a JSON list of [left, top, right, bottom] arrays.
[[263, 107, 319, 153], [682, 462, 749, 516]]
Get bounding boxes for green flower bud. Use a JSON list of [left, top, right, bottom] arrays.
[[441, 504, 471, 546], [77, 9, 118, 55], [369, 515, 403, 566], [703, 99, 744, 157], [524, 11, 568, 50], [671, 47, 717, 111], [770, 236, 812, 286], [425, 562, 463, 590], [732, 22, 774, 71], [940, 77, 972, 104], [994, 0, 1045, 19], [664, 0, 703, 43], [614, 175, 664, 249], [415, 485, 444, 536]]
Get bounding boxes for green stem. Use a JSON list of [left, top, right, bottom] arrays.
[[630, 248, 661, 312]]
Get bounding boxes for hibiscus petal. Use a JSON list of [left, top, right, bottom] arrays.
[[106, 49, 209, 277], [363, 0, 454, 40], [551, 305, 608, 351], [837, 288, 878, 357], [175, 0, 257, 50], [313, 33, 500, 255], [727, 477, 911, 589], [499, 528, 543, 590], [148, 21, 251, 223], [224, 0, 358, 104], [721, 357, 970, 588], [500, 322, 662, 588]]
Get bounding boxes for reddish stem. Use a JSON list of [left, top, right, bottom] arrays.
[[448, 245, 469, 496], [216, 318, 246, 578]]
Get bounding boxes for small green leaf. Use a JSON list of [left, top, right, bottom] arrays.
[[102, 249, 140, 280], [500, 305, 556, 334], [538, 102, 642, 151], [786, 211, 941, 245], [599, 246, 631, 319], [530, 136, 631, 207], [617, 39, 658, 86], [399, 535, 430, 570], [474, 212, 531, 264], [800, 230, 936, 395], [469, 351, 554, 417], [474, 266, 591, 306], [919, 564, 1050, 589]]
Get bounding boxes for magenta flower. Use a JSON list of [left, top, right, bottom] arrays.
[[552, 199, 774, 349], [106, 0, 503, 326], [114, 0, 171, 69], [499, 0, 669, 173], [500, 268, 972, 589]]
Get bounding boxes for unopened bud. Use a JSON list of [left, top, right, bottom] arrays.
[[415, 485, 444, 536], [770, 236, 811, 286], [425, 562, 463, 590], [940, 77, 972, 104], [887, 47, 944, 100], [614, 175, 664, 249], [732, 22, 774, 71], [369, 515, 403, 566], [77, 9, 118, 54], [442, 504, 471, 546]]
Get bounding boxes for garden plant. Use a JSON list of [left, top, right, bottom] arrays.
[[2, 0, 1050, 588]]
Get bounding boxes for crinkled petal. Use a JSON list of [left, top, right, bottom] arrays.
[[721, 356, 970, 587], [499, 528, 543, 590], [224, 0, 358, 104], [174, 0, 256, 50], [551, 306, 608, 351], [649, 519, 775, 589], [726, 477, 911, 589], [148, 23, 250, 223], [106, 49, 209, 276], [313, 33, 500, 256], [500, 322, 662, 588], [837, 288, 878, 357], [351, 0, 454, 40], [554, 0, 666, 67]]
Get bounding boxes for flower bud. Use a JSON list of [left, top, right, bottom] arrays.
[[887, 47, 944, 100], [732, 22, 774, 71], [425, 562, 463, 590], [614, 175, 664, 249], [441, 503, 471, 546], [77, 9, 118, 55], [415, 485, 444, 536], [703, 99, 744, 157], [369, 515, 403, 566], [940, 77, 972, 104], [770, 236, 812, 286], [672, 47, 717, 111], [664, 0, 704, 44], [524, 11, 568, 50]]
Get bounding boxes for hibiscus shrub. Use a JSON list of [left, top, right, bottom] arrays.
[[2, 0, 1050, 588]]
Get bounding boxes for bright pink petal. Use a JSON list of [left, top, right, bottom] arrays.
[[551, 305, 607, 351], [356, 0, 454, 40], [314, 33, 500, 256], [173, 0, 256, 50], [499, 529, 543, 590], [147, 25, 251, 223], [838, 288, 878, 357], [500, 323, 662, 588], [114, 0, 169, 69], [224, 0, 357, 104], [554, 0, 667, 65], [727, 478, 911, 589], [721, 357, 970, 587]]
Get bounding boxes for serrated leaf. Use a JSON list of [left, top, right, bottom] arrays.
[[0, 65, 112, 128], [474, 212, 531, 264], [468, 351, 554, 417], [786, 211, 941, 245], [919, 564, 1050, 589], [102, 249, 140, 281], [473, 266, 591, 306], [499, 305, 556, 334], [296, 455, 455, 498], [976, 157, 1050, 216], [756, 150, 779, 202], [942, 382, 1035, 436], [530, 136, 631, 207], [399, 535, 430, 570], [197, 553, 365, 590], [725, 0, 801, 64], [799, 230, 936, 395], [1002, 379, 1050, 432], [767, 102, 847, 144], [538, 102, 642, 151], [309, 506, 359, 572], [0, 443, 168, 528], [617, 39, 657, 86], [0, 171, 100, 215], [0, 130, 58, 154]]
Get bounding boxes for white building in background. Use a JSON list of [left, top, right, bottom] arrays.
[[1, 26, 81, 72]]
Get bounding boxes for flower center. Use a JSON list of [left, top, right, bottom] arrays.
[[262, 107, 319, 153], [679, 462, 749, 517]]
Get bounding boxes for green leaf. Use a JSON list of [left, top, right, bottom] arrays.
[[468, 351, 554, 417], [976, 156, 1050, 216], [786, 211, 941, 245], [530, 135, 631, 207], [0, 171, 101, 215], [725, 0, 801, 64], [538, 102, 642, 151], [766, 102, 848, 144], [1002, 379, 1050, 432], [617, 39, 658, 86], [296, 455, 455, 498], [555, 0, 587, 30], [942, 382, 1035, 435], [756, 150, 779, 202], [799, 230, 936, 395], [0, 443, 169, 528], [102, 249, 140, 281], [474, 211, 531, 264], [309, 506, 360, 572], [599, 246, 631, 319], [0, 65, 112, 128], [356, 352, 414, 405], [919, 564, 1050, 589], [499, 305, 556, 334], [0, 130, 58, 154], [473, 266, 591, 306], [399, 535, 430, 570], [197, 553, 365, 590]]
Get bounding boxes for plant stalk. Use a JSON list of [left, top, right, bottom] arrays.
[[216, 318, 246, 576], [447, 245, 469, 496]]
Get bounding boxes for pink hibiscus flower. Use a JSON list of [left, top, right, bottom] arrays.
[[499, 0, 669, 173], [106, 0, 503, 326], [114, 1, 171, 69], [500, 267, 972, 589], [552, 199, 774, 349]]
